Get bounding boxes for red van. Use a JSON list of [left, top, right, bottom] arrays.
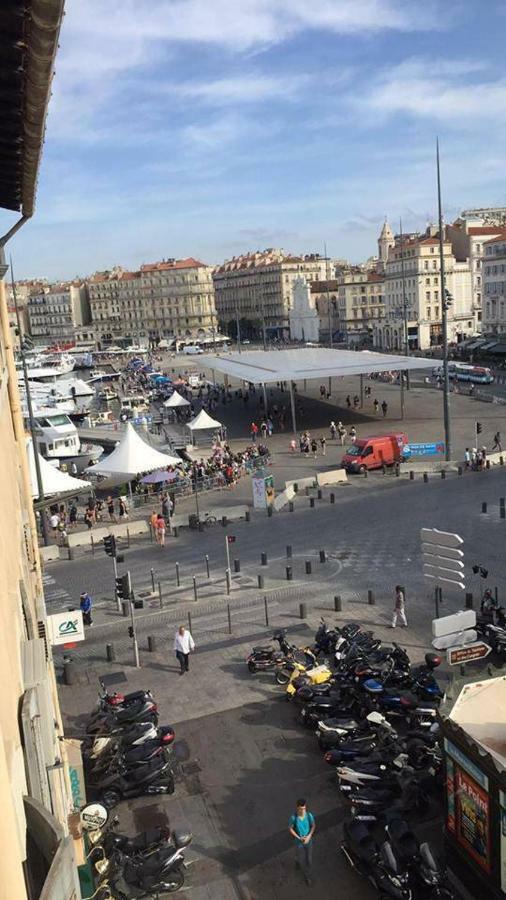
[[342, 432, 408, 474]]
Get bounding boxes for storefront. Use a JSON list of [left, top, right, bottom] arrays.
[[441, 671, 506, 898]]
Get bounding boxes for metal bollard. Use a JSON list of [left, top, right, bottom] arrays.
[[330, 493, 335, 504], [205, 554, 210, 578], [173, 526, 179, 537], [299, 602, 307, 619], [441, 470, 446, 479], [222, 515, 228, 526], [334, 595, 342, 612], [193, 576, 198, 602], [147, 636, 156, 652], [267, 505, 273, 517], [501, 456, 504, 466], [226, 570, 232, 595], [458, 466, 463, 476], [305, 561, 312, 575], [382, 465, 387, 476], [261, 552, 268, 566], [127, 527, 130, 548], [317, 489, 323, 500], [91, 535, 95, 555], [187, 610, 192, 633], [264, 596, 269, 626], [106, 643, 115, 662], [289, 501, 294, 512], [122, 600, 129, 617], [465, 592, 473, 609], [63, 657, 77, 686], [319, 550, 326, 563], [227, 603, 232, 634], [286, 545, 292, 558], [423, 473, 428, 483], [486, 459, 491, 470], [409, 471, 414, 480], [175, 562, 180, 586], [158, 581, 163, 609], [286, 566, 293, 581], [150, 568, 155, 593], [363, 469, 368, 478], [245, 510, 251, 522], [395, 464, 400, 477], [258, 574, 264, 589], [368, 590, 376, 606], [310, 497, 315, 508], [482, 502, 487, 514], [234, 559, 241, 573]]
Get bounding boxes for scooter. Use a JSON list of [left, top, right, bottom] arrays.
[[84, 723, 171, 762], [95, 681, 154, 710], [361, 679, 439, 726], [96, 758, 175, 809], [88, 817, 172, 864], [86, 700, 159, 735], [88, 743, 173, 781], [316, 711, 388, 750], [341, 819, 412, 899], [246, 629, 293, 673], [385, 817, 455, 898], [95, 830, 192, 896]]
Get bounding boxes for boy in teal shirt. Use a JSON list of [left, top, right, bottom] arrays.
[[288, 798, 315, 885]]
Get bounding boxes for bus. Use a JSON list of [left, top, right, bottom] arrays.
[[442, 363, 494, 384]]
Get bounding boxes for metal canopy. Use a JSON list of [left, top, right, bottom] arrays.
[[200, 348, 435, 385]]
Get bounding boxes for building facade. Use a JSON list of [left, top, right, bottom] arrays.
[[88, 258, 217, 348], [334, 270, 385, 346], [373, 228, 474, 351], [482, 236, 506, 333], [213, 249, 327, 337], [446, 218, 506, 333], [27, 283, 89, 346]]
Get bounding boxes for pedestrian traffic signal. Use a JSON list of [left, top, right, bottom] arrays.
[[103, 535, 117, 558], [476, 422, 483, 435], [115, 572, 131, 600], [128, 626, 134, 639]]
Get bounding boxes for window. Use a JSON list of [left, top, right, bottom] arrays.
[[426, 278, 430, 285], [426, 291, 431, 300], [432, 261, 437, 270], [424, 261, 429, 270], [435, 306, 440, 318], [426, 307, 431, 319], [434, 291, 438, 300], [430, 247, 435, 253]]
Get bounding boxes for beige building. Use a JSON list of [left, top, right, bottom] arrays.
[[0, 3, 82, 898], [482, 236, 506, 333], [213, 249, 328, 337], [88, 257, 217, 347], [28, 282, 89, 346], [373, 227, 474, 352], [334, 270, 385, 346]]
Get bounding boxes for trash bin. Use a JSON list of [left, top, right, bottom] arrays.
[[63, 656, 77, 686]]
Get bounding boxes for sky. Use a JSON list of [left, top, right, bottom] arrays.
[[6, 0, 506, 279]]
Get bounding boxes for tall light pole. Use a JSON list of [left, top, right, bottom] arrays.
[[437, 139, 452, 462], [324, 242, 333, 348], [399, 218, 409, 357]]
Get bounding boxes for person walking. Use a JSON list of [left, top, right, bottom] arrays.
[[373, 398, 379, 414], [381, 400, 388, 418], [174, 625, 195, 675], [156, 513, 166, 547], [391, 585, 407, 628], [250, 422, 258, 443], [107, 495, 116, 522], [338, 422, 347, 446], [80, 591, 93, 626], [289, 798, 316, 886], [311, 438, 318, 459], [464, 447, 471, 469], [346, 395, 351, 408], [492, 431, 502, 452], [118, 497, 128, 520], [320, 436, 326, 456], [330, 421, 337, 440], [349, 425, 357, 444]]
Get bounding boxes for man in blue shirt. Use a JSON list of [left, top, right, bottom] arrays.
[[80, 592, 93, 626], [288, 798, 315, 886]]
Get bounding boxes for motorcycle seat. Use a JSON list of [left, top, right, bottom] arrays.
[[252, 645, 273, 653], [387, 818, 418, 857], [114, 701, 150, 722], [345, 820, 377, 854], [319, 717, 358, 731], [127, 759, 169, 784], [352, 787, 395, 802]]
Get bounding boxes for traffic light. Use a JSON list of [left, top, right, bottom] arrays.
[[227, 535, 236, 544], [128, 626, 134, 638], [103, 535, 117, 558], [476, 422, 483, 435], [115, 572, 131, 600]]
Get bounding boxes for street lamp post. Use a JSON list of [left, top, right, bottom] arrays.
[[436, 139, 452, 462], [324, 242, 333, 348]]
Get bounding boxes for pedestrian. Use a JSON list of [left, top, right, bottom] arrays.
[[118, 497, 128, 519], [381, 400, 388, 417], [493, 431, 502, 452], [391, 585, 407, 628], [338, 422, 347, 446], [150, 509, 159, 542], [311, 438, 318, 459], [373, 399, 379, 414], [69, 502, 78, 529], [353, 395, 359, 409], [464, 447, 471, 470], [80, 591, 93, 626], [346, 395, 351, 408], [469, 383, 475, 396], [174, 625, 195, 675], [156, 513, 166, 547], [260, 420, 268, 439], [330, 421, 337, 440], [161, 493, 170, 519], [267, 418, 274, 436], [320, 436, 326, 456], [107, 495, 116, 522], [289, 439, 297, 452], [250, 422, 258, 443], [84, 509, 94, 530], [49, 511, 59, 537], [349, 425, 357, 443], [288, 798, 315, 886]]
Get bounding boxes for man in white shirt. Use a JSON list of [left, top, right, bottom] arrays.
[[174, 625, 195, 675]]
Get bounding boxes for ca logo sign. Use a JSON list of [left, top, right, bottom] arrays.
[[58, 618, 79, 636]]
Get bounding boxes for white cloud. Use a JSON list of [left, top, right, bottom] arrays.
[[173, 73, 310, 103]]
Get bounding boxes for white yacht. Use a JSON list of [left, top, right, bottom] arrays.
[[16, 351, 76, 381], [30, 408, 103, 473]]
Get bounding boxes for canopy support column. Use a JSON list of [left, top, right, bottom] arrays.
[[360, 374, 364, 409], [289, 381, 297, 436], [262, 382, 268, 415], [328, 376, 332, 398], [400, 371, 405, 420]]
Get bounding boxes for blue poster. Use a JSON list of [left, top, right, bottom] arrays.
[[405, 441, 445, 457]]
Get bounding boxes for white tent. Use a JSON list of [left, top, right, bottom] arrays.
[[163, 390, 190, 409], [27, 440, 91, 499], [186, 409, 222, 431], [86, 422, 181, 476]]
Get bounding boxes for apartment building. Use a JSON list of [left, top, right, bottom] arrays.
[[446, 218, 506, 332], [213, 249, 327, 337], [482, 237, 506, 333], [373, 228, 473, 351], [88, 257, 217, 347], [27, 282, 89, 346], [334, 270, 385, 345]]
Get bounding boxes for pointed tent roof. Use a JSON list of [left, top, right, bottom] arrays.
[[186, 409, 222, 431], [27, 439, 91, 499], [86, 423, 181, 476], [163, 390, 190, 408]]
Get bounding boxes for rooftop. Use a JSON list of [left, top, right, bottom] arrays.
[[450, 675, 506, 768]]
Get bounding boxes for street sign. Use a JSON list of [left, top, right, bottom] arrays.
[[47, 610, 85, 646], [447, 642, 492, 666], [407, 442, 445, 457], [421, 528, 465, 591], [432, 609, 476, 637]]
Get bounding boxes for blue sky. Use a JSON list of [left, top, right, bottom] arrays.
[[6, 0, 506, 279]]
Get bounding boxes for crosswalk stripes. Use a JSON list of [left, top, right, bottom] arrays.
[[42, 573, 73, 610]]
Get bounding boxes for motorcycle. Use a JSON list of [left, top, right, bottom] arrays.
[[316, 710, 389, 750], [385, 817, 455, 898], [341, 819, 412, 899], [95, 830, 192, 896], [95, 757, 175, 809], [361, 678, 439, 726], [88, 817, 172, 864], [94, 681, 154, 711], [86, 699, 159, 735], [246, 629, 294, 673], [84, 725, 174, 763]]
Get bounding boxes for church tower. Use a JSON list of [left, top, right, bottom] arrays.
[[378, 219, 395, 267]]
